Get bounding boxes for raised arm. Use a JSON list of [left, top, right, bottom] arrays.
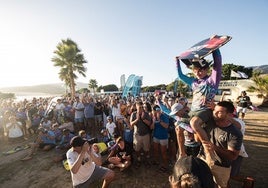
[[176, 57, 194, 86], [210, 49, 222, 87]]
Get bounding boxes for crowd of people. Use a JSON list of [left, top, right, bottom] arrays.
[[0, 89, 251, 187], [0, 46, 254, 188]]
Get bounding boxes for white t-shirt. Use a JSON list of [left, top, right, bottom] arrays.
[[106, 122, 117, 137], [111, 103, 123, 119], [6, 122, 23, 138], [55, 103, 65, 111], [41, 120, 52, 130], [66, 148, 95, 186], [234, 118, 248, 158], [73, 102, 85, 119], [55, 103, 65, 115]]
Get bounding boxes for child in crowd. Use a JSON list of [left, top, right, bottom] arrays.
[[176, 47, 222, 163], [31, 113, 41, 133], [6, 115, 24, 142], [57, 129, 75, 150], [105, 116, 117, 139], [59, 117, 74, 133], [51, 123, 62, 143], [78, 129, 91, 140], [107, 137, 132, 171]]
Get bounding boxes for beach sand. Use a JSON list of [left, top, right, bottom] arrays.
[[0, 108, 267, 188]]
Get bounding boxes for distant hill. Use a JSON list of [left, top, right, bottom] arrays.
[[0, 82, 89, 95], [251, 64, 268, 74], [0, 65, 267, 95]]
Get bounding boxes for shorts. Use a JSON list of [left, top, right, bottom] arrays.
[[94, 115, 103, 122], [185, 143, 200, 157], [133, 133, 150, 152], [230, 156, 243, 177], [210, 164, 231, 188], [153, 137, 168, 146], [236, 106, 247, 114], [74, 165, 110, 188], [189, 109, 215, 129], [74, 118, 84, 123]]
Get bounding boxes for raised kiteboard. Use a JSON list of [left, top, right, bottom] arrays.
[[178, 35, 232, 67]]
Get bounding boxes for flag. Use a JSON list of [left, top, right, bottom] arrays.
[[230, 70, 241, 78], [237, 71, 248, 78], [120, 74, 125, 88]]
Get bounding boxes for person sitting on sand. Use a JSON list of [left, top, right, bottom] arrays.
[[59, 117, 75, 133], [21, 127, 56, 160], [57, 129, 75, 150], [91, 143, 103, 165], [51, 123, 63, 143], [106, 137, 132, 171], [6, 115, 24, 143], [40, 116, 52, 130], [79, 129, 91, 140]]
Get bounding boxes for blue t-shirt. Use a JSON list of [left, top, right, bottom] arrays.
[[84, 102, 95, 118], [153, 114, 169, 139], [41, 130, 56, 144]]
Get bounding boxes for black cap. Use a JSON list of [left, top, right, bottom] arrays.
[[70, 136, 86, 147], [173, 156, 214, 187], [191, 59, 212, 69]]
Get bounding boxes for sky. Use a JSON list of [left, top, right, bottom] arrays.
[[0, 0, 267, 89]]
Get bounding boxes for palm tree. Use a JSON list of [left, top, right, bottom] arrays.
[[52, 38, 87, 99], [248, 71, 268, 98], [88, 79, 98, 94]]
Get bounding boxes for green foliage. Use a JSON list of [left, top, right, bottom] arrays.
[[176, 80, 190, 97], [166, 82, 173, 91], [77, 88, 90, 94], [0, 92, 15, 99], [141, 86, 156, 92], [247, 71, 268, 98], [142, 84, 166, 92], [52, 38, 88, 98], [222, 64, 253, 80], [141, 81, 190, 97], [88, 79, 98, 93], [97, 84, 118, 92]]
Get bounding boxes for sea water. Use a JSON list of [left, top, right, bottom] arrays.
[[15, 92, 60, 102]]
